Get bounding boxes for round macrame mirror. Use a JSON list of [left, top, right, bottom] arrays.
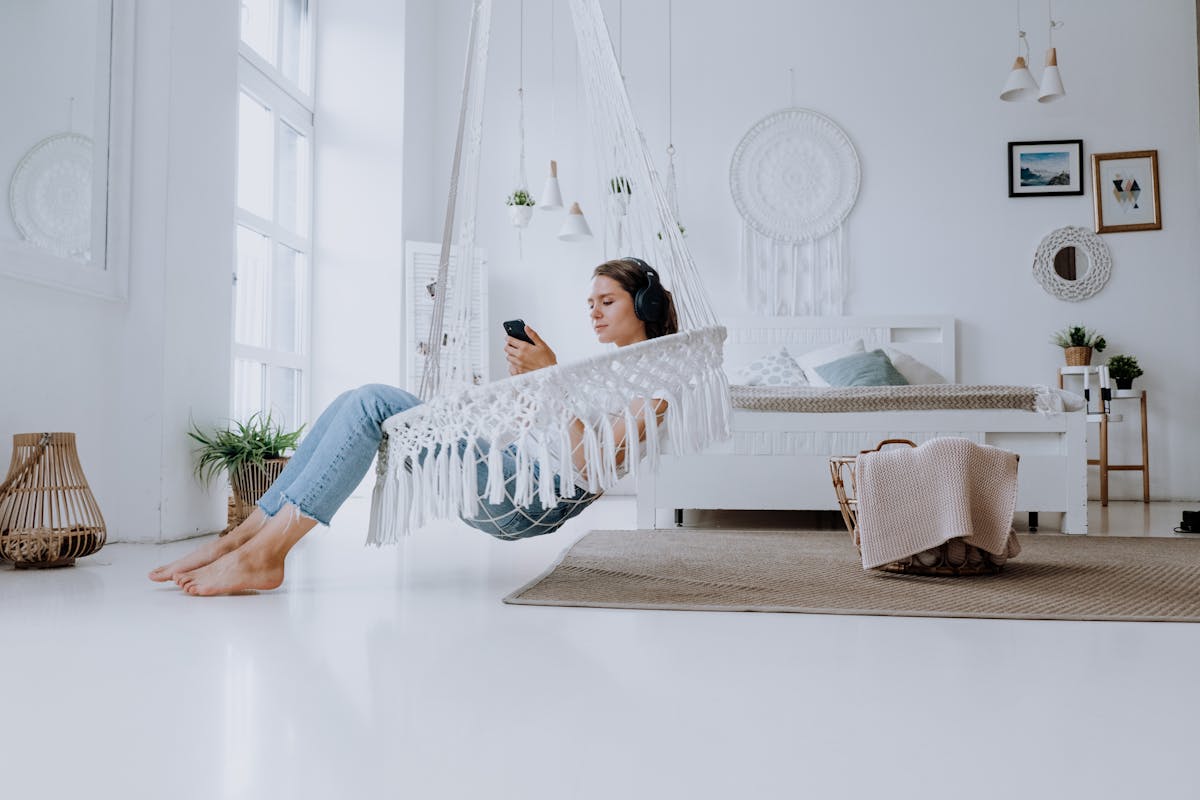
[[1033, 225, 1112, 301]]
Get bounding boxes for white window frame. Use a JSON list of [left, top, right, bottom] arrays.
[[233, 21, 315, 428]]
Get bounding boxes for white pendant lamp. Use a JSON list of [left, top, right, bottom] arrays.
[[1037, 0, 1066, 102], [540, 160, 564, 211], [999, 0, 1037, 102], [1000, 55, 1039, 101], [1037, 47, 1065, 102], [557, 202, 593, 241]]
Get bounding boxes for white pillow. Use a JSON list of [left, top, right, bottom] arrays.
[[793, 339, 865, 387], [735, 346, 809, 387], [884, 347, 948, 385]]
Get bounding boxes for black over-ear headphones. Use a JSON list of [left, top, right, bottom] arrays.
[[623, 257, 666, 324]]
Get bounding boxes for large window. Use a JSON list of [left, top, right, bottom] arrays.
[[233, 0, 314, 432]]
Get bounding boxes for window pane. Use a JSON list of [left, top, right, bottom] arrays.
[[235, 226, 269, 347], [271, 244, 303, 353], [277, 121, 310, 236], [233, 359, 266, 424], [280, 0, 310, 89], [240, 0, 277, 65], [269, 366, 301, 432], [237, 92, 274, 219]]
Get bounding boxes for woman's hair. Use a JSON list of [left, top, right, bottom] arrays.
[[592, 258, 679, 339]]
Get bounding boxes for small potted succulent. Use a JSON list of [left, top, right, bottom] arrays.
[[1106, 354, 1143, 391], [609, 175, 633, 214], [609, 176, 632, 195], [505, 189, 535, 227], [1051, 325, 1106, 366]]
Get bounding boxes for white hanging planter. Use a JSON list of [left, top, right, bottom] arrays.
[[505, 187, 535, 228], [508, 204, 534, 227], [609, 176, 632, 216]]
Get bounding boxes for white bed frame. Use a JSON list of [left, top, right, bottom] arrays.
[[637, 316, 1088, 534]]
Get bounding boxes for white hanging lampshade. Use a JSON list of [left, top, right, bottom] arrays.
[[1000, 55, 1039, 101], [1037, 47, 1065, 102], [557, 202, 592, 241], [540, 160, 564, 211]]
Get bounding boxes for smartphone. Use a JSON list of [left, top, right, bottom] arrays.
[[502, 318, 534, 344]]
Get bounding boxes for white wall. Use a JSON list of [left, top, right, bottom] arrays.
[[0, 0, 101, 245], [309, 0, 410, 502], [410, 0, 1200, 501], [0, 0, 237, 542]]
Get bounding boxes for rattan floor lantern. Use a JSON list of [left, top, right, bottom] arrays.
[[0, 432, 106, 568]]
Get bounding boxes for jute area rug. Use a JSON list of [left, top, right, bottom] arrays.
[[504, 529, 1200, 622]]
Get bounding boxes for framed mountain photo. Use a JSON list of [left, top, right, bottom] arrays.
[[1008, 140, 1084, 197]]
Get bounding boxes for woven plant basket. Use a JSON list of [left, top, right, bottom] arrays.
[[829, 439, 1006, 577], [1064, 346, 1093, 367], [225, 458, 289, 533], [0, 432, 106, 569]]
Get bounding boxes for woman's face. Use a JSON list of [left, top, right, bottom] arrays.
[[588, 275, 647, 346]]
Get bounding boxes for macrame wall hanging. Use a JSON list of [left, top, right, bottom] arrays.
[[730, 83, 861, 315]]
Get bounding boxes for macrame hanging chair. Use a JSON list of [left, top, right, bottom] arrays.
[[367, 0, 729, 544]]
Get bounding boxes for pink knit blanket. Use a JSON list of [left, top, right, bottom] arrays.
[[854, 438, 1021, 570]]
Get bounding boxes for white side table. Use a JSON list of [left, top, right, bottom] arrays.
[[1058, 367, 1149, 506]]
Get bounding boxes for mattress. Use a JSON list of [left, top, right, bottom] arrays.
[[729, 384, 1080, 414], [725, 384, 1083, 457]]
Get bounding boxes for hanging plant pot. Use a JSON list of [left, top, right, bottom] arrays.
[[609, 176, 632, 215], [508, 204, 534, 227], [505, 188, 535, 228]]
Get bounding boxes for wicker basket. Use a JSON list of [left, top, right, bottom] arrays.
[[225, 458, 289, 533], [0, 433, 106, 568], [829, 439, 1006, 576], [1064, 346, 1093, 367]]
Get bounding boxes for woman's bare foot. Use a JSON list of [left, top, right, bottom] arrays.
[[148, 509, 268, 582], [175, 503, 317, 596], [176, 546, 286, 596]]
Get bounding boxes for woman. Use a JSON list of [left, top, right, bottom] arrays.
[[149, 257, 678, 595]]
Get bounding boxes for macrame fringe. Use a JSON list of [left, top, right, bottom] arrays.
[[740, 222, 847, 315], [366, 327, 730, 545]]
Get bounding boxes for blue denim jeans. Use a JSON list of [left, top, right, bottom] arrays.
[[257, 384, 596, 538]]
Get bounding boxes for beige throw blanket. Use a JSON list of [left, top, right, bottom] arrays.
[[855, 438, 1021, 570]]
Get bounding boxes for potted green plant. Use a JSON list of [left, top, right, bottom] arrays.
[[505, 189, 535, 227], [189, 412, 304, 530], [1106, 354, 1143, 391], [609, 176, 633, 215], [1051, 325, 1106, 366]]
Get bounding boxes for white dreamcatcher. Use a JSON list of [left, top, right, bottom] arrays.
[[730, 71, 860, 315]]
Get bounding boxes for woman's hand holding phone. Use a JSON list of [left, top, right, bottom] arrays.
[[503, 319, 557, 375]]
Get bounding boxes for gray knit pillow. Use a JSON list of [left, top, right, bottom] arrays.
[[735, 347, 809, 387]]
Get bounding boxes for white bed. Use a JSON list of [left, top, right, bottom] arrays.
[[637, 316, 1088, 534]]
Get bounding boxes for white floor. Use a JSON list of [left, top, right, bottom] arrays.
[[3, 498, 1199, 800]]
